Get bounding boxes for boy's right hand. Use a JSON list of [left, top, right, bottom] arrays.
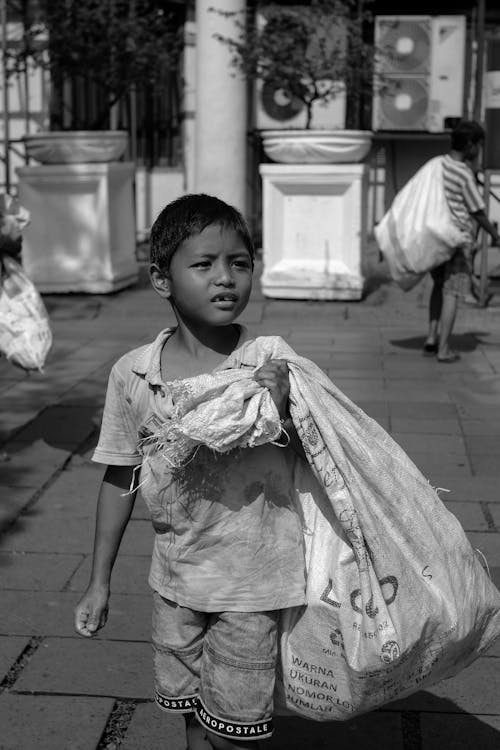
[[74, 584, 110, 637]]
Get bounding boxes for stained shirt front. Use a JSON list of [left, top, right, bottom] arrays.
[[92, 327, 307, 612]]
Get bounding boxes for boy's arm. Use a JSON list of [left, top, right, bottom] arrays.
[[472, 210, 500, 246], [74, 464, 138, 637]]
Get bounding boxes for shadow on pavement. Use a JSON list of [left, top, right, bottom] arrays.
[[389, 332, 490, 353], [269, 692, 500, 749], [43, 295, 102, 320]]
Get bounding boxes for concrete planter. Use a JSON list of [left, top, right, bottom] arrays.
[[17, 162, 138, 294], [260, 163, 369, 300], [22, 131, 128, 165], [261, 129, 373, 164]]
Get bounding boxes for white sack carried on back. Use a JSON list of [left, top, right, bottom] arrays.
[[0, 256, 52, 371], [141, 335, 500, 721], [374, 156, 469, 290]]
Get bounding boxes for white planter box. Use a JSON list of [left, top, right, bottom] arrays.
[[261, 130, 372, 164], [22, 131, 128, 164], [260, 163, 369, 300], [16, 162, 138, 294]]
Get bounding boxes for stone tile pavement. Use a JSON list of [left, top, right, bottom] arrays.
[[1, 262, 500, 749]]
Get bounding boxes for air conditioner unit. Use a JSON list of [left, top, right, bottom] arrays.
[[254, 9, 346, 130], [373, 15, 466, 132], [255, 79, 346, 130]]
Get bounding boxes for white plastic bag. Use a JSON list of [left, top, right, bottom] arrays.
[[273, 351, 500, 721], [374, 156, 469, 290], [0, 256, 52, 371]]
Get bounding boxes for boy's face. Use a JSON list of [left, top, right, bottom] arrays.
[[158, 223, 253, 328]]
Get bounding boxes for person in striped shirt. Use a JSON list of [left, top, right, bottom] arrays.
[[423, 120, 500, 362]]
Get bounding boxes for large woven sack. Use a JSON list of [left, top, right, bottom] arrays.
[[0, 256, 52, 371], [273, 352, 500, 720], [374, 156, 469, 290]]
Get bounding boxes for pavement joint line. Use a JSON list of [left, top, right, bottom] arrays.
[[480, 502, 498, 532], [0, 430, 97, 538], [11, 689, 152, 701], [0, 385, 99, 448], [457, 415, 477, 478], [61, 554, 89, 593], [96, 698, 138, 750], [53, 357, 122, 395], [0, 466, 69, 533], [0, 633, 152, 643], [0, 635, 43, 693]]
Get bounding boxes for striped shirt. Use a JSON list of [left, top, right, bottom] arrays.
[[442, 154, 485, 240]]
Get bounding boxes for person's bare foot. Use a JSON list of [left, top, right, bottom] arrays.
[[422, 339, 438, 356], [437, 351, 461, 363]]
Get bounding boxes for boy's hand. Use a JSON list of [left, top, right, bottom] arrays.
[[254, 359, 290, 419], [74, 584, 110, 638]]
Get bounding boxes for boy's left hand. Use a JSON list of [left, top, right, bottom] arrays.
[[254, 359, 290, 419]]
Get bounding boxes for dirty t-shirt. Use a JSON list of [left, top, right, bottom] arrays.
[[92, 327, 306, 612]]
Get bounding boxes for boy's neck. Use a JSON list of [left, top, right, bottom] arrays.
[[169, 320, 241, 358]]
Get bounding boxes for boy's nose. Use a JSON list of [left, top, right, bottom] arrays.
[[214, 264, 234, 285]]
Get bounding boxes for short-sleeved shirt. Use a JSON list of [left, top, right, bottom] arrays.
[[442, 155, 485, 241], [93, 327, 307, 613]]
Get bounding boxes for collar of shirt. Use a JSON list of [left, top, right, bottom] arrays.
[[131, 327, 175, 388], [130, 325, 250, 388]]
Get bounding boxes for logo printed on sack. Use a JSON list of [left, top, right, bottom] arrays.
[[320, 579, 341, 609], [329, 629, 345, 651], [350, 575, 399, 619], [380, 640, 400, 664], [338, 508, 370, 572], [300, 416, 320, 447]]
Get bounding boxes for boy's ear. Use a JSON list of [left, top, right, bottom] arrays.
[[149, 264, 171, 299]]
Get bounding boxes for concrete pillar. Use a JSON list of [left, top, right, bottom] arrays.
[[194, 0, 247, 213]]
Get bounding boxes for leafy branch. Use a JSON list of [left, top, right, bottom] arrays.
[[4, 0, 183, 130], [211, 0, 378, 129]]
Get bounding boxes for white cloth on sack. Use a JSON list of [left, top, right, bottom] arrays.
[[374, 156, 470, 290], [137, 368, 282, 467], [143, 334, 500, 721]]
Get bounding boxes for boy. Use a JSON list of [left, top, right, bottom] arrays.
[[423, 120, 500, 362], [74, 194, 307, 750]]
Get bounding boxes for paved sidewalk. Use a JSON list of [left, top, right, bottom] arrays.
[[1, 262, 499, 749]]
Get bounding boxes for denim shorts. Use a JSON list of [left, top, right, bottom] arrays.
[[152, 593, 278, 741], [431, 248, 472, 299]]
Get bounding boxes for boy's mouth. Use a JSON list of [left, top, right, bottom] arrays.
[[211, 293, 238, 303]]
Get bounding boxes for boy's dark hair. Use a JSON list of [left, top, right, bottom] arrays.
[[150, 193, 255, 270], [451, 120, 485, 152]]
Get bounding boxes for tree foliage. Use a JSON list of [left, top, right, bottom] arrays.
[[212, 0, 379, 129], [6, 0, 183, 129]]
